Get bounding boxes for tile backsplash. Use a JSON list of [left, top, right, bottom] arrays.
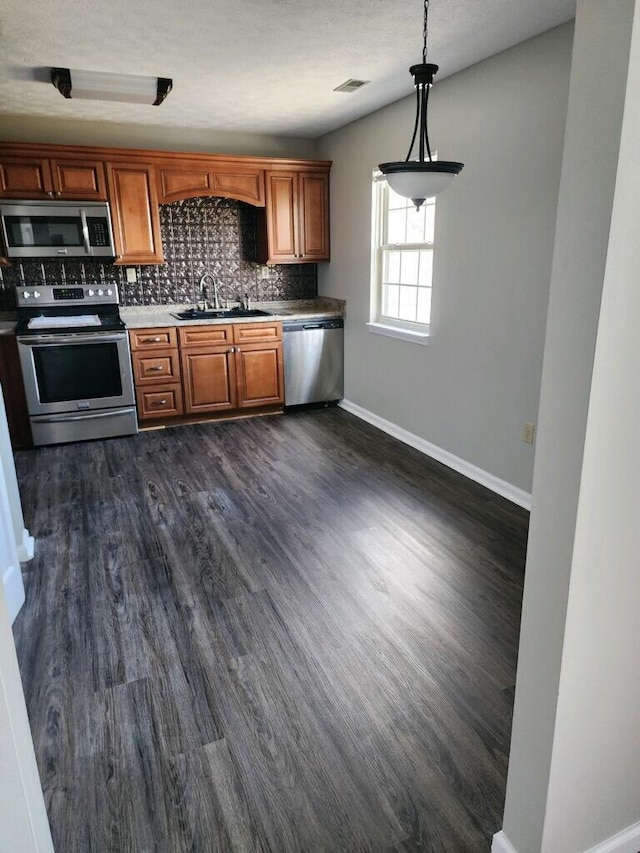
[[0, 197, 317, 310]]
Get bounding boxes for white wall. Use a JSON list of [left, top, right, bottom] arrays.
[[500, 0, 638, 851], [540, 0, 640, 847], [0, 115, 319, 159], [317, 23, 574, 494]]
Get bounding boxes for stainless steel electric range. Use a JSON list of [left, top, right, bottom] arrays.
[[15, 284, 137, 447]]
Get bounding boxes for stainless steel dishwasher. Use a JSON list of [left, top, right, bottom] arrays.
[[283, 318, 344, 406]]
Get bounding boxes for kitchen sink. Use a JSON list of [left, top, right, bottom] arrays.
[[172, 308, 273, 320]]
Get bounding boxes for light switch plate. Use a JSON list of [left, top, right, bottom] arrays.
[[126, 267, 137, 284]]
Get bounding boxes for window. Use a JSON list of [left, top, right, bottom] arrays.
[[369, 173, 436, 343]]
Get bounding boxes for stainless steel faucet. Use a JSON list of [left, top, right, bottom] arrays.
[[198, 273, 221, 309]]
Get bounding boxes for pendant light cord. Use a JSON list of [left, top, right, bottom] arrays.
[[405, 0, 433, 164], [423, 0, 429, 63]]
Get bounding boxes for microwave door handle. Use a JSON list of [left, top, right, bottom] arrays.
[[79, 209, 92, 256]]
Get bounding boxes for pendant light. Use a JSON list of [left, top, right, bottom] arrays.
[[379, 0, 463, 209]]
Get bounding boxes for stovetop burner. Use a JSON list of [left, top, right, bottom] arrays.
[[15, 283, 126, 336], [16, 304, 126, 337]]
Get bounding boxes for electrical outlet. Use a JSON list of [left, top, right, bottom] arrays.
[[126, 267, 137, 284], [523, 422, 535, 445]]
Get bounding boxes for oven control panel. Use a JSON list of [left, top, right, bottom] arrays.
[[16, 284, 119, 308]]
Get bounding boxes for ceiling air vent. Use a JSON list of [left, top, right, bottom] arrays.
[[333, 79, 370, 94]]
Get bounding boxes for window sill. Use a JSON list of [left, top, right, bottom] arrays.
[[366, 322, 430, 346]]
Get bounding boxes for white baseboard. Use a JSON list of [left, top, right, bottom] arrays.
[[583, 820, 640, 853], [17, 528, 34, 563], [338, 400, 532, 510], [491, 832, 518, 853], [2, 563, 25, 624], [491, 820, 640, 853]]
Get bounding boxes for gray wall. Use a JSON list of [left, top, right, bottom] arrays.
[[317, 23, 574, 494], [0, 115, 319, 159], [502, 0, 639, 850]]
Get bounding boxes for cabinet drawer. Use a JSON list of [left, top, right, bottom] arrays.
[[136, 384, 183, 420], [130, 327, 177, 350], [233, 322, 282, 344], [178, 325, 233, 348], [132, 350, 181, 384]]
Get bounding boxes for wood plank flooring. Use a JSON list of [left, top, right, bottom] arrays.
[[12, 408, 528, 852]]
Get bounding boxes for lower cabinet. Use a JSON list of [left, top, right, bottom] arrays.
[[129, 326, 184, 422], [129, 321, 284, 425]]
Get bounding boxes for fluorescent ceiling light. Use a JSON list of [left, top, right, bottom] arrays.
[[50, 68, 172, 106]]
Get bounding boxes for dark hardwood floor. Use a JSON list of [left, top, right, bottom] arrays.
[[12, 408, 528, 852]]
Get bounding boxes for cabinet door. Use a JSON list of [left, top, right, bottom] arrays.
[[235, 342, 284, 409], [106, 163, 164, 264], [181, 346, 237, 413], [0, 157, 53, 199], [50, 159, 107, 200], [299, 172, 329, 261], [262, 171, 298, 262]]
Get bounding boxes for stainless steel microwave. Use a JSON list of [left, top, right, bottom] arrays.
[[0, 200, 115, 259]]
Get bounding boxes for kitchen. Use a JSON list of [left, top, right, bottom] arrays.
[[1, 2, 640, 853]]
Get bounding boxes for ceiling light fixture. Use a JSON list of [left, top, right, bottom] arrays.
[[378, 0, 463, 209], [50, 68, 172, 106]]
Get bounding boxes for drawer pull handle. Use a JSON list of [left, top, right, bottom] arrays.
[[148, 365, 164, 371], [152, 399, 168, 406], [144, 336, 163, 343]]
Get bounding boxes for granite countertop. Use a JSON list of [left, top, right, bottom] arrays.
[[120, 297, 345, 329], [0, 298, 345, 335]]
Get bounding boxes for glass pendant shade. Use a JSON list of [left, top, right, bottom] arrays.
[[379, 160, 464, 206]]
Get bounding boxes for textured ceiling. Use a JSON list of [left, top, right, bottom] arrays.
[[0, 0, 575, 138]]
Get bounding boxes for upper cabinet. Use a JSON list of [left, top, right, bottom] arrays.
[[257, 169, 329, 264], [106, 162, 164, 265], [157, 161, 264, 207], [0, 155, 107, 200], [0, 143, 331, 267]]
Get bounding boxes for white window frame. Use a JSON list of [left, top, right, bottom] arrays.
[[368, 171, 434, 345]]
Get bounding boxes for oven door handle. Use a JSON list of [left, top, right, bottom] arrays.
[[79, 208, 92, 256], [31, 408, 136, 424], [19, 333, 127, 346]]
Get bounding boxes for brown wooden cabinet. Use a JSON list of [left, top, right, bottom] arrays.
[[0, 335, 31, 449], [129, 326, 183, 422], [157, 161, 264, 206], [177, 321, 283, 416], [106, 163, 164, 265], [258, 170, 329, 264], [0, 156, 107, 200], [0, 143, 330, 269]]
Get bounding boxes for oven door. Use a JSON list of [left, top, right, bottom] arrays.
[[17, 331, 136, 416]]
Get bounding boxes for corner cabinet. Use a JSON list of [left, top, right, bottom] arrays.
[[106, 163, 164, 265], [257, 170, 330, 264]]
